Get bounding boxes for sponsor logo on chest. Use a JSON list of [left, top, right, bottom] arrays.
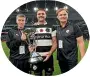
[[36, 28, 52, 34]]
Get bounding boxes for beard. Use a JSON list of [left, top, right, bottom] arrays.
[[38, 16, 45, 21]]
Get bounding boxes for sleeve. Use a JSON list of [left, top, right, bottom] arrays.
[[73, 24, 83, 38], [6, 30, 21, 50], [52, 26, 56, 37]]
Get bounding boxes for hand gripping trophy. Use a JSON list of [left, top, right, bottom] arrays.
[[24, 28, 43, 64]]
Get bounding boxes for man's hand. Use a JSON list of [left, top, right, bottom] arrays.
[[43, 51, 52, 62], [21, 32, 27, 41], [28, 45, 35, 52]]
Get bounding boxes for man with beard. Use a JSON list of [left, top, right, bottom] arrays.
[[28, 9, 57, 76], [56, 8, 85, 73], [6, 14, 30, 73]]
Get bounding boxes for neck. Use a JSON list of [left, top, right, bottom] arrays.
[[18, 26, 24, 30], [60, 21, 67, 28], [38, 20, 46, 25]]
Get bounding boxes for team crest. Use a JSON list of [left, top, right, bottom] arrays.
[[33, 65, 37, 70], [40, 29, 43, 32], [16, 34, 19, 36], [46, 28, 50, 32], [66, 30, 69, 33]]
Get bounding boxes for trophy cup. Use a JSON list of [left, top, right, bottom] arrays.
[[24, 28, 43, 64]]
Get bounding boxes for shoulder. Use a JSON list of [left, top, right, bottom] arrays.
[[68, 21, 79, 28], [45, 23, 52, 27], [66, 22, 78, 31], [67, 21, 74, 27], [33, 22, 38, 25], [72, 22, 81, 31], [12, 26, 18, 30], [8, 26, 17, 33]]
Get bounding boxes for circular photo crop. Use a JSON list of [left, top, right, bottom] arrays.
[[1, 0, 89, 76]]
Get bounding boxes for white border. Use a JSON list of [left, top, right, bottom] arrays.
[[0, 0, 90, 77]]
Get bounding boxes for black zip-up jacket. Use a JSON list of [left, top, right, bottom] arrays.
[[6, 26, 30, 60]]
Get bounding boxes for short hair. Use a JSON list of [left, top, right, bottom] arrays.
[[56, 8, 68, 15], [16, 14, 26, 19], [37, 8, 47, 14]]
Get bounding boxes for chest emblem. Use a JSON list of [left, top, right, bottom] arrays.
[[16, 34, 19, 36], [46, 28, 50, 32], [40, 29, 44, 32], [66, 30, 70, 33]]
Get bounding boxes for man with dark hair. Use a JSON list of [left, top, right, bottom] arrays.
[[28, 9, 57, 76], [56, 8, 85, 73], [6, 14, 30, 73]]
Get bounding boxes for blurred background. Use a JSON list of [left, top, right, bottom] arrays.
[[1, 0, 89, 75], [1, 0, 89, 41]]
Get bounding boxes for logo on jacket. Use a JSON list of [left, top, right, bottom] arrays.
[[66, 30, 69, 33], [16, 34, 19, 36]]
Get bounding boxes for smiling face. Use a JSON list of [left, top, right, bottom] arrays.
[[16, 16, 26, 29], [57, 9, 68, 23], [37, 10, 46, 22]]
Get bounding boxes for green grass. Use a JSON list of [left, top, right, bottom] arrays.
[[1, 40, 89, 76], [1, 42, 10, 58]]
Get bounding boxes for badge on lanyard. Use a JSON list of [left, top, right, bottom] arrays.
[[19, 45, 25, 54], [59, 40, 63, 48]]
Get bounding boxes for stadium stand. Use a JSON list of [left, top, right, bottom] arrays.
[[1, 1, 89, 41]]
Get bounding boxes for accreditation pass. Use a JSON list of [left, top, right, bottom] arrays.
[[19, 45, 25, 54], [59, 40, 63, 48]]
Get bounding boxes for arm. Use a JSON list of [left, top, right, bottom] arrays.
[[49, 28, 57, 54], [49, 36, 57, 54], [73, 24, 85, 59], [76, 36, 85, 59], [6, 30, 26, 50], [6, 30, 21, 49], [43, 36, 57, 62]]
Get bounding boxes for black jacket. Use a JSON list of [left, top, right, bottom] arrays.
[[6, 26, 30, 60]]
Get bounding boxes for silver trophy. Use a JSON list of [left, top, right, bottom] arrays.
[[24, 28, 43, 64]]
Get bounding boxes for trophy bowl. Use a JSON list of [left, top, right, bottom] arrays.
[[29, 52, 43, 64], [24, 28, 43, 64]]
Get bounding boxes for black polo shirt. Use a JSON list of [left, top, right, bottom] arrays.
[[56, 22, 83, 60]]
